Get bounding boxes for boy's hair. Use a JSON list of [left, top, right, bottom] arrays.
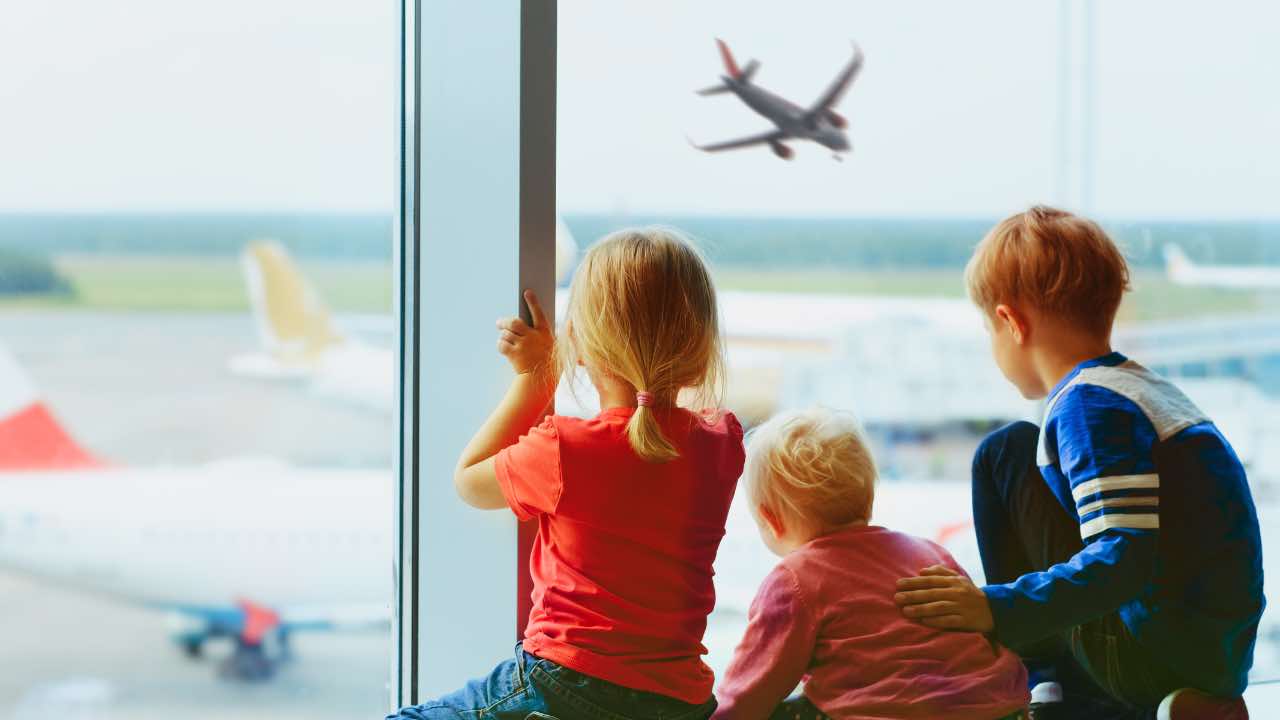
[[745, 407, 876, 533], [965, 205, 1131, 337], [559, 227, 725, 463]]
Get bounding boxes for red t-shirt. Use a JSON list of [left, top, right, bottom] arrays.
[[496, 406, 745, 704]]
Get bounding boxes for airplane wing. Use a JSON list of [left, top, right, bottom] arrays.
[[690, 129, 785, 153], [807, 43, 865, 114]]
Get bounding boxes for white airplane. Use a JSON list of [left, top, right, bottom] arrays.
[[1164, 243, 1280, 289], [229, 235, 1033, 427], [0, 345, 391, 681], [227, 233, 1280, 443]]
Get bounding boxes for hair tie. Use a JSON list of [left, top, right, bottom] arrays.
[[635, 391, 654, 407]]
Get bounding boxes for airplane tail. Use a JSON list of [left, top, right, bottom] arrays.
[[698, 40, 759, 95], [0, 343, 102, 470], [239, 240, 344, 368], [1163, 243, 1195, 283], [716, 38, 741, 78]]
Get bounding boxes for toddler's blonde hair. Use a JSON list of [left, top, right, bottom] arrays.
[[745, 407, 877, 533], [965, 205, 1131, 338], [559, 227, 725, 463]]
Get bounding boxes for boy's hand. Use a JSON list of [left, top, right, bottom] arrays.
[[496, 290, 554, 375], [894, 564, 995, 633]]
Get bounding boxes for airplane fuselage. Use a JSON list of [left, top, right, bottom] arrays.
[[0, 463, 392, 613], [726, 77, 849, 151]]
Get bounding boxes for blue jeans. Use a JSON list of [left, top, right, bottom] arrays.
[[972, 422, 1189, 720], [388, 643, 717, 720]]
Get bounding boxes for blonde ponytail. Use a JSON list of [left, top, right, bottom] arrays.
[[559, 227, 726, 464], [626, 402, 680, 463]]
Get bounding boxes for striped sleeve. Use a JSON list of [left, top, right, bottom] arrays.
[[983, 384, 1163, 646], [1053, 384, 1161, 541]]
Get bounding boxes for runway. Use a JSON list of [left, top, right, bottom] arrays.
[[0, 573, 390, 720], [0, 310, 393, 718]]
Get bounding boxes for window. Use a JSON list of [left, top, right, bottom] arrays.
[[559, 0, 1279, 709], [0, 2, 396, 717]]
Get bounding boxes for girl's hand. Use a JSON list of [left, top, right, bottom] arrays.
[[496, 290, 554, 375], [893, 564, 995, 633]]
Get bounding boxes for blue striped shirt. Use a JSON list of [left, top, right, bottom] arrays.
[[983, 352, 1264, 696]]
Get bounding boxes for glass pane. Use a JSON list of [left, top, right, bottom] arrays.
[[0, 2, 395, 717], [559, 0, 1278, 710]]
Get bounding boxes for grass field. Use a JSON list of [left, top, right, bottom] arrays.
[[0, 254, 393, 313], [0, 254, 1264, 324]]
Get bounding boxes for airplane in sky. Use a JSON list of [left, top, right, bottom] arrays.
[[0, 345, 391, 682], [690, 39, 864, 160], [1164, 243, 1280, 289]]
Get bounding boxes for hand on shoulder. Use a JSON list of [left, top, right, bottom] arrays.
[[893, 564, 995, 633]]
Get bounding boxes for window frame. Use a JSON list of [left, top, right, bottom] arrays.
[[394, 0, 557, 708]]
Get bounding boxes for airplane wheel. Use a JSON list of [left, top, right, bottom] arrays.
[[181, 637, 205, 659], [218, 642, 276, 682]]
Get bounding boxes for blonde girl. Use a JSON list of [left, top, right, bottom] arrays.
[[389, 227, 745, 720]]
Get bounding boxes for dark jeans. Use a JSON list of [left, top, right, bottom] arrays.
[[972, 421, 1190, 719], [387, 643, 716, 720]]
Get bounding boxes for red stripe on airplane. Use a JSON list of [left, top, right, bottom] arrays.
[[0, 403, 103, 470], [934, 520, 973, 547], [716, 39, 741, 79]]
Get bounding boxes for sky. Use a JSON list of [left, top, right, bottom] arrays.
[[0, 1, 1276, 218]]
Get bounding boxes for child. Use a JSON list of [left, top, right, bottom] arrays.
[[894, 206, 1264, 719], [714, 407, 1030, 720], [388, 228, 745, 720]]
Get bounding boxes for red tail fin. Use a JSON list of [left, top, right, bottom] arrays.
[[0, 346, 102, 470], [716, 38, 741, 79]]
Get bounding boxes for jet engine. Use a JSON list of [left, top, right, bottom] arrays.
[[769, 140, 794, 160], [826, 110, 847, 129]]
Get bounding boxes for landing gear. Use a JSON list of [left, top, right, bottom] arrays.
[[180, 635, 205, 659], [171, 601, 288, 681], [218, 640, 278, 682]]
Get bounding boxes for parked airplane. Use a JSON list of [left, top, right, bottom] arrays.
[[230, 238, 1032, 426], [690, 39, 864, 160], [230, 219, 579, 412], [0, 346, 391, 682], [1165, 243, 1280, 289]]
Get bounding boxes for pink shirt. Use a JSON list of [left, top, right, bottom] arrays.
[[714, 525, 1028, 720]]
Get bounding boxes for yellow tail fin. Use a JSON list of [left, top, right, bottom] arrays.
[[241, 240, 343, 365]]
